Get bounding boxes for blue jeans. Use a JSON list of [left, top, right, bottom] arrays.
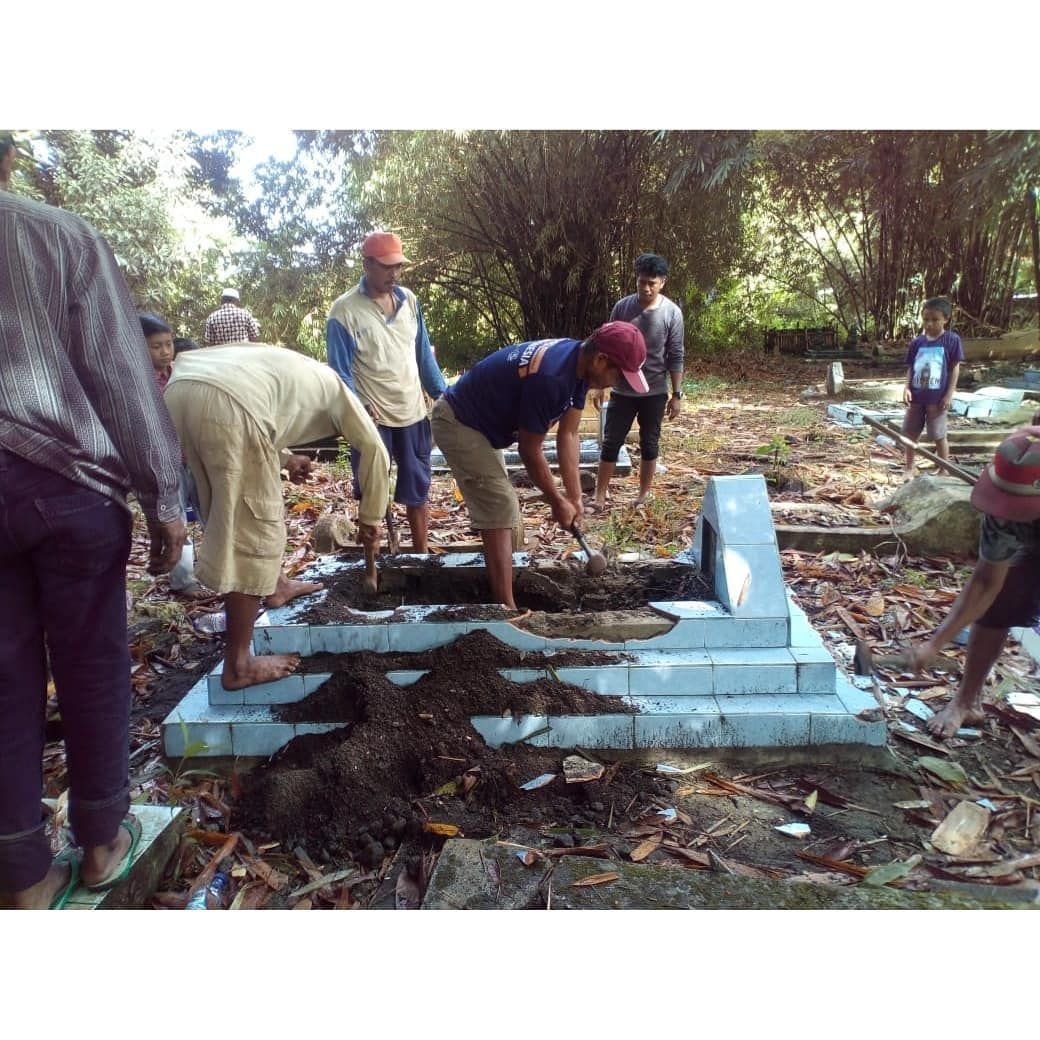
[[0, 450, 132, 890]]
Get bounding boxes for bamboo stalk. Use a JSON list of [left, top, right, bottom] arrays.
[[859, 413, 978, 485]]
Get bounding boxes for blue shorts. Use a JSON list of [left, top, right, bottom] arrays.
[[352, 418, 433, 507]]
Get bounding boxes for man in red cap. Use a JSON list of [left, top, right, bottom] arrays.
[[902, 422, 1040, 737], [431, 322, 648, 608], [327, 232, 446, 552]]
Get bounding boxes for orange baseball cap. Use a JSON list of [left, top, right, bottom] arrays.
[[362, 232, 409, 264]]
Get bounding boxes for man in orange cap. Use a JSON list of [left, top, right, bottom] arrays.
[[326, 232, 446, 553], [902, 421, 1040, 737]]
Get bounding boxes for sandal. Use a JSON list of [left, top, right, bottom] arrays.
[[49, 848, 81, 910], [84, 815, 142, 892]]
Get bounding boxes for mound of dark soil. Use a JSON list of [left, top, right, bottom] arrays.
[[234, 631, 642, 861]]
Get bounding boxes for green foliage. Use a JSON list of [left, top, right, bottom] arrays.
[[755, 433, 791, 483], [348, 130, 751, 357]]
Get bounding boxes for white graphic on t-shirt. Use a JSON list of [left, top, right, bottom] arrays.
[[912, 343, 946, 391]]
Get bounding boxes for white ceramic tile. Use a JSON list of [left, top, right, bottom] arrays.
[[469, 715, 550, 749], [544, 715, 635, 749]]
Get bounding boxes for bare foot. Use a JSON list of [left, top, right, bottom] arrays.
[[634, 494, 648, 507], [0, 858, 74, 909], [265, 575, 324, 608], [80, 824, 131, 888], [222, 653, 299, 690], [902, 469, 915, 482], [589, 499, 609, 515], [926, 700, 985, 739]]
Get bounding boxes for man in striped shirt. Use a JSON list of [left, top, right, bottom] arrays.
[[0, 191, 185, 909]]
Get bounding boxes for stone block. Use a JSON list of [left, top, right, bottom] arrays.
[[311, 625, 390, 654], [792, 646, 837, 694], [543, 715, 635, 749], [387, 622, 470, 652], [253, 625, 313, 656], [241, 672, 332, 705], [628, 657, 713, 697], [232, 723, 296, 757], [633, 704, 726, 749], [701, 617, 789, 648], [810, 713, 887, 746], [835, 676, 881, 716], [719, 710, 812, 747], [710, 648, 797, 695], [552, 665, 630, 695]]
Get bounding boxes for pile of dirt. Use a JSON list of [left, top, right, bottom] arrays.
[[234, 630, 642, 860], [295, 557, 712, 622], [296, 627, 632, 676]]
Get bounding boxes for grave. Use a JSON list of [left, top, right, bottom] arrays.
[[162, 475, 884, 760]]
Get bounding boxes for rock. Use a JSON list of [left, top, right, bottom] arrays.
[[312, 513, 357, 554], [874, 475, 981, 556]]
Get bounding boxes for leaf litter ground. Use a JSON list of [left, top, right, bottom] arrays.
[[40, 351, 1040, 907]]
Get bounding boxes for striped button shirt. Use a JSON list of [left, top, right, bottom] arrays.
[[0, 192, 182, 522]]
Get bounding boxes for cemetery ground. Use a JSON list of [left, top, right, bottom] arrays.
[[41, 350, 1040, 909]]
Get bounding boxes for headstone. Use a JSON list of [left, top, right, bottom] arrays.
[[825, 362, 844, 397]]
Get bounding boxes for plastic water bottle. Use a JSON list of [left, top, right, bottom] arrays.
[[185, 872, 230, 910], [875, 434, 898, 450]]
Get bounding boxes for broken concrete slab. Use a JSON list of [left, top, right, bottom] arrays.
[[423, 840, 1037, 909]]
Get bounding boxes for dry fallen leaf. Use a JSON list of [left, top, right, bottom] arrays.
[[571, 872, 620, 887], [630, 837, 661, 862], [863, 593, 885, 617], [423, 822, 461, 837]]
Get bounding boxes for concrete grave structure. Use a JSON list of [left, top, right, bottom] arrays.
[[163, 475, 885, 759]]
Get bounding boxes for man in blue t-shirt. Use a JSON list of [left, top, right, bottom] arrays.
[[431, 322, 648, 608], [900, 423, 1040, 738], [901, 297, 963, 479]]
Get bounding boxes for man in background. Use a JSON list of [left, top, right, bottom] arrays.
[[203, 286, 261, 346], [327, 232, 446, 552], [593, 253, 685, 510]]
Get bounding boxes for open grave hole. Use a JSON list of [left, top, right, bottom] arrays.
[[295, 556, 713, 623]]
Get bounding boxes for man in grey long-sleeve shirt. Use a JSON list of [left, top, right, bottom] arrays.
[[593, 253, 685, 509], [0, 191, 185, 908]]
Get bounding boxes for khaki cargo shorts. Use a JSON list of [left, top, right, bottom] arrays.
[[164, 381, 284, 597], [431, 397, 520, 538]]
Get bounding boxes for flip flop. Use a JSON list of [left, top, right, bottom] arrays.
[[84, 815, 142, 892], [49, 849, 81, 910]]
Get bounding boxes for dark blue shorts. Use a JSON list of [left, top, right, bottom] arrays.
[[352, 418, 433, 507]]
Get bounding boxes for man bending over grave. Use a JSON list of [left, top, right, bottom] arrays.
[[431, 322, 647, 609], [900, 425, 1040, 738], [165, 344, 389, 689]]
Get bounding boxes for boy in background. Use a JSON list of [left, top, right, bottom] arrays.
[[140, 314, 206, 597], [902, 297, 963, 479]]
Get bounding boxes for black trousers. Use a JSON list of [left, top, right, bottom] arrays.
[[600, 393, 668, 463], [0, 450, 132, 889]]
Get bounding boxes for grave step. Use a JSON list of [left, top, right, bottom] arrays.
[[166, 675, 879, 759]]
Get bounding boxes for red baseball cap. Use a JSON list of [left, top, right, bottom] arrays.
[[362, 232, 409, 264], [589, 321, 649, 393], [970, 425, 1040, 522]]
